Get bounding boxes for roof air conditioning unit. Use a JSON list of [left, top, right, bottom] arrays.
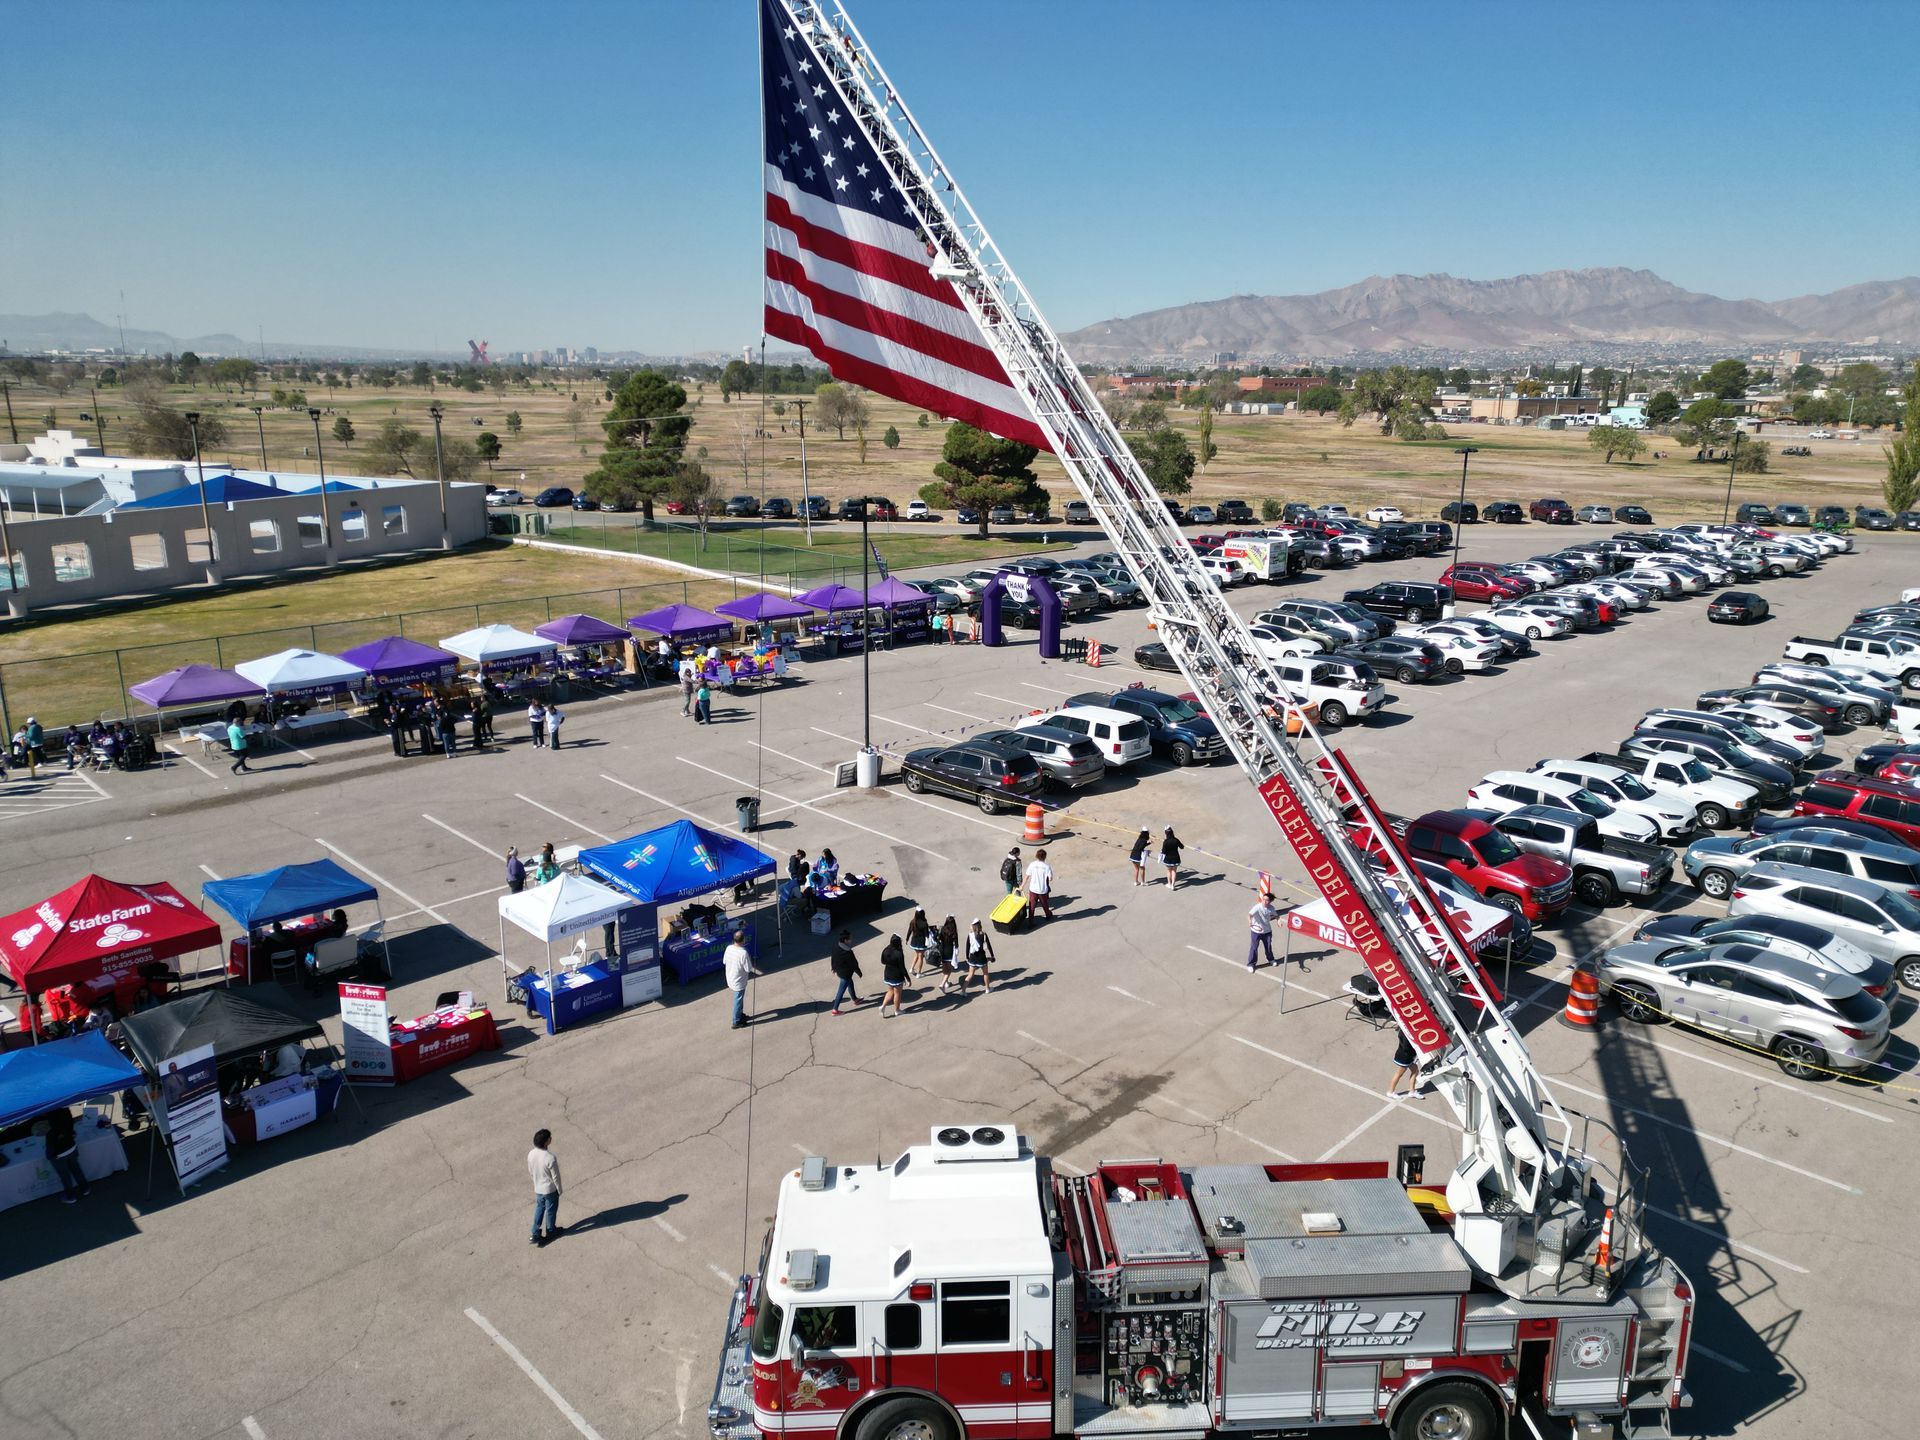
[[929, 1123, 1020, 1163]]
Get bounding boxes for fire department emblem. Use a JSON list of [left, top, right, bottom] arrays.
[[789, 1364, 849, 1409], [1566, 1327, 1618, 1370]]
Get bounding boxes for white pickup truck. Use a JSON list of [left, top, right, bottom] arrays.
[[1780, 632, 1920, 688]]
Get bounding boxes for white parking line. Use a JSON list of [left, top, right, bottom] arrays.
[[199, 863, 223, 881], [422, 812, 505, 858], [747, 740, 831, 774], [709, 1263, 738, 1287], [973, 692, 1035, 711], [1020, 682, 1083, 698], [653, 1216, 687, 1243], [871, 713, 935, 733], [514, 793, 612, 842], [314, 839, 449, 926], [1317, 1103, 1399, 1162], [1643, 1205, 1808, 1275], [380, 883, 506, 926], [166, 745, 219, 779], [924, 702, 989, 723], [1689, 1343, 1750, 1374], [872, 783, 1020, 836], [1188, 944, 1331, 1000], [1015, 1029, 1087, 1066], [1229, 1035, 1459, 1132], [464, 1308, 607, 1440], [241, 1419, 267, 1440], [676, 756, 951, 861], [810, 726, 866, 747], [1105, 985, 1149, 1004], [597, 775, 749, 840]]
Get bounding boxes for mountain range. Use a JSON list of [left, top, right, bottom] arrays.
[[1061, 268, 1920, 362]]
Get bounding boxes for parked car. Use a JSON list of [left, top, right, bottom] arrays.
[[1814, 505, 1849, 527], [1621, 731, 1794, 808], [1708, 591, 1770, 625], [972, 726, 1107, 791], [1590, 749, 1758, 830], [1855, 506, 1896, 531], [1185, 505, 1217, 525], [1255, 655, 1388, 728], [900, 741, 1045, 813], [1483, 501, 1526, 523], [1393, 623, 1504, 673], [1416, 616, 1529, 661], [1529, 497, 1574, 524], [1337, 636, 1445, 685], [1062, 500, 1093, 524], [1341, 581, 1454, 622], [1753, 663, 1897, 726], [1468, 770, 1662, 844], [1249, 609, 1338, 652], [1438, 564, 1530, 603], [1377, 809, 1573, 921], [1482, 804, 1673, 908], [1633, 912, 1894, 993], [1363, 504, 1404, 523], [570, 493, 601, 511], [799, 495, 831, 520], [1638, 708, 1806, 772], [1017, 703, 1151, 767], [1133, 642, 1180, 673], [904, 500, 940, 522], [486, 488, 526, 506], [1773, 503, 1810, 526], [760, 496, 795, 520], [1682, 827, 1920, 902], [1262, 598, 1387, 645], [533, 486, 576, 507], [1440, 500, 1479, 524], [1074, 687, 1226, 766], [1791, 775, 1920, 848], [1595, 938, 1889, 1078], [1483, 602, 1573, 642], [724, 495, 761, 517], [1617, 505, 1654, 525], [1781, 631, 1920, 688], [1899, 511, 1920, 532], [987, 504, 1017, 525], [1729, 863, 1920, 991], [1734, 503, 1775, 525], [1215, 500, 1254, 523], [1532, 757, 1700, 837], [1576, 505, 1614, 523]]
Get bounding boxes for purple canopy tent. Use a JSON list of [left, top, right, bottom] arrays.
[[715, 592, 812, 622], [863, 577, 932, 611], [128, 663, 264, 710], [795, 583, 870, 614], [337, 636, 460, 685], [628, 604, 734, 645], [535, 613, 632, 646]]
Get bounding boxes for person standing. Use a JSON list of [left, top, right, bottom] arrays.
[[472, 692, 493, 748], [1024, 848, 1055, 922], [724, 929, 760, 1029], [545, 704, 565, 751], [999, 846, 1023, 896], [527, 698, 547, 747], [527, 1128, 562, 1244], [878, 935, 907, 1018], [1128, 830, 1150, 887], [827, 929, 863, 1015], [226, 717, 252, 775], [535, 843, 560, 885], [679, 655, 698, 715], [1386, 1032, 1419, 1100], [505, 847, 527, 894], [23, 717, 44, 771], [693, 681, 713, 725], [934, 915, 961, 994], [437, 705, 459, 758], [905, 909, 932, 978], [931, 610, 946, 644], [1159, 827, 1184, 889], [388, 705, 409, 757], [961, 919, 994, 993], [45, 1107, 89, 1204], [1246, 895, 1277, 971]]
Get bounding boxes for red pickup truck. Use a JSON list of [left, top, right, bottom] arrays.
[[1362, 808, 1574, 922]]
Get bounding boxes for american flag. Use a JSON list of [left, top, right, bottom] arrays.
[[759, 0, 1048, 451]]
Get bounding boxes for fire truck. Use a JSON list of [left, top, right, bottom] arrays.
[[716, 5, 1695, 1439]]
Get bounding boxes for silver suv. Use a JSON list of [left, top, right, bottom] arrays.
[[1596, 939, 1891, 1078], [974, 725, 1107, 791], [1729, 862, 1920, 990], [1682, 828, 1920, 901]]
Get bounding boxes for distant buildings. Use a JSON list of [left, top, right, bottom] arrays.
[[1235, 375, 1324, 396]]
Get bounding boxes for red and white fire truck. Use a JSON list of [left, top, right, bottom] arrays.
[[717, 6, 1695, 1439]]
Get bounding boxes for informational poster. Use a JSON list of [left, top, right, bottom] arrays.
[[155, 1043, 227, 1192], [339, 981, 394, 1082]]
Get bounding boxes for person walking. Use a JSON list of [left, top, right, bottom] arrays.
[[1386, 1032, 1420, 1100], [1246, 895, 1277, 971], [226, 716, 252, 775], [45, 1107, 89, 1204], [878, 934, 907, 1018], [1159, 827, 1184, 889], [679, 656, 698, 715], [999, 846, 1023, 896], [505, 847, 527, 894], [23, 717, 44, 771], [827, 929, 863, 1015], [906, 909, 932, 978], [437, 705, 459, 758], [544, 704, 565, 751], [693, 681, 713, 725], [725, 929, 760, 1029], [1128, 830, 1150, 887], [934, 915, 961, 994], [1024, 848, 1055, 922], [527, 698, 547, 747], [527, 1128, 562, 1244], [961, 918, 995, 993]]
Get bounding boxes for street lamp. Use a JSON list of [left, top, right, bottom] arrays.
[[428, 403, 451, 549], [1721, 429, 1742, 524], [250, 405, 268, 470], [90, 385, 106, 450], [853, 496, 877, 752], [1448, 446, 1477, 615], [308, 407, 335, 556], [183, 411, 220, 582], [790, 398, 813, 546], [1, 380, 16, 444]]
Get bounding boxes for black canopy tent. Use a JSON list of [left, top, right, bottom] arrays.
[[118, 985, 323, 1072]]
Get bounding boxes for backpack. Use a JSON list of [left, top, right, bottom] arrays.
[[999, 854, 1020, 885]]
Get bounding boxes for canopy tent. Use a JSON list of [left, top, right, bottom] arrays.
[[201, 859, 378, 930], [534, 613, 632, 646], [0, 876, 221, 998], [795, 583, 870, 614], [233, 648, 369, 696], [627, 603, 734, 643], [128, 663, 263, 710], [578, 819, 776, 906], [497, 873, 638, 1028], [439, 624, 558, 669], [1285, 872, 1516, 997], [120, 476, 286, 510], [863, 576, 932, 610], [0, 1031, 143, 1128], [117, 985, 324, 1073], [715, 592, 812, 623], [336, 635, 460, 684], [294, 479, 368, 494]]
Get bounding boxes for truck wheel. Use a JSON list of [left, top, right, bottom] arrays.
[[1574, 871, 1616, 908], [1697, 802, 1729, 828], [1903, 670, 1920, 690], [1772, 1035, 1826, 1080], [1697, 867, 1734, 899], [1896, 956, 1920, 991], [856, 1396, 955, 1440], [1805, 652, 1829, 666], [1319, 700, 1348, 728], [1170, 740, 1194, 766], [1844, 704, 1873, 725], [1613, 982, 1661, 1023], [1392, 1381, 1500, 1440], [904, 771, 926, 794], [1486, 891, 1524, 917]]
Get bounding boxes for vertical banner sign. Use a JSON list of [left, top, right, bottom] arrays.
[[1257, 772, 1453, 1055], [339, 982, 395, 1082], [154, 1042, 227, 1191]]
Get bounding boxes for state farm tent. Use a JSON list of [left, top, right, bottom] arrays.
[[578, 819, 776, 906], [117, 986, 324, 1072], [0, 876, 221, 998], [233, 648, 368, 696], [0, 1031, 142, 1128]]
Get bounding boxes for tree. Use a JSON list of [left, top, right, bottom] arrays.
[[1830, 362, 1890, 409], [921, 422, 1044, 537], [668, 459, 723, 537], [1702, 359, 1751, 400], [506, 410, 523, 436], [1788, 362, 1823, 390], [1568, 364, 1584, 397], [1196, 403, 1216, 470], [1348, 367, 1435, 433], [814, 382, 867, 438], [1448, 368, 1472, 389], [410, 360, 432, 388], [564, 399, 588, 447], [856, 417, 868, 465], [1130, 399, 1169, 432], [1644, 390, 1681, 425], [1260, 497, 1283, 522], [719, 359, 755, 402], [1732, 438, 1770, 474], [882, 424, 900, 450], [176, 352, 202, 387], [585, 369, 690, 519], [365, 418, 428, 476], [209, 358, 257, 392], [1300, 384, 1342, 415], [1136, 426, 1196, 495], [1588, 425, 1645, 464], [1883, 361, 1920, 513], [916, 412, 929, 428], [125, 404, 228, 460], [331, 415, 356, 447], [475, 431, 502, 469], [1676, 398, 1734, 452]]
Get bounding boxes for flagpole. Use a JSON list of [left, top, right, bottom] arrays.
[[860, 497, 872, 751]]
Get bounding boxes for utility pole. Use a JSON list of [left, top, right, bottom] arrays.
[[429, 403, 451, 549], [1, 380, 15, 444], [309, 407, 335, 557], [250, 406, 268, 470], [1721, 430, 1741, 524], [1448, 447, 1476, 616], [184, 412, 221, 583], [791, 397, 813, 546], [857, 497, 873, 750], [90, 386, 106, 450]]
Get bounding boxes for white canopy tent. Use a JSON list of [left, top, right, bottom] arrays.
[[233, 648, 370, 695], [497, 872, 634, 1003], [440, 624, 558, 669]]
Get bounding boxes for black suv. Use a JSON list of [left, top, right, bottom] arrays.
[[1216, 500, 1255, 523], [1441, 500, 1479, 524], [1483, 501, 1525, 523], [1855, 506, 1895, 530], [900, 742, 1045, 813], [1735, 502, 1774, 524], [534, 486, 575, 507], [724, 495, 761, 517], [762, 497, 795, 519], [1616, 504, 1654, 525], [1337, 636, 1445, 684], [1377, 522, 1446, 556], [1342, 581, 1453, 621]]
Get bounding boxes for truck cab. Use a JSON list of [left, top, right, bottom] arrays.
[[1782, 633, 1920, 689], [1479, 804, 1675, 909], [1070, 686, 1225, 766], [1380, 809, 1574, 921]]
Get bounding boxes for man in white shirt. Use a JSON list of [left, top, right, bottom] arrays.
[[1023, 848, 1055, 921], [528, 1128, 562, 1245], [1247, 897, 1277, 971], [724, 930, 761, 1029]]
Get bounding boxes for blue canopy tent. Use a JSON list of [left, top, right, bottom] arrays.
[[0, 1031, 141, 1128], [120, 476, 287, 509], [201, 859, 390, 986], [578, 820, 775, 905]]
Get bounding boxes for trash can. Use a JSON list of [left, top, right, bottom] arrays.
[[736, 795, 761, 832], [855, 748, 883, 790]]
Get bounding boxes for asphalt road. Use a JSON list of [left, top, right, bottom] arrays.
[[0, 527, 1913, 1440]]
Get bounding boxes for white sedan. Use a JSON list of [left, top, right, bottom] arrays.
[[1395, 622, 1503, 672], [1565, 580, 1648, 611], [1245, 624, 1324, 663], [1363, 505, 1404, 523], [486, 488, 526, 506], [1483, 603, 1573, 641], [1716, 704, 1825, 761]]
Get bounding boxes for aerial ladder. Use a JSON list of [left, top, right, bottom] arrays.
[[773, 4, 1690, 1389]]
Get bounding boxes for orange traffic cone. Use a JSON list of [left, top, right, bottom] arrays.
[[1594, 1206, 1614, 1273], [1560, 966, 1601, 1028], [1023, 803, 1046, 844], [1089, 639, 1103, 667]]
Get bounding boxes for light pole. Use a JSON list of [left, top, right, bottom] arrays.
[[250, 405, 268, 470], [428, 403, 451, 549], [1721, 429, 1742, 523], [790, 397, 813, 546], [184, 411, 220, 583], [855, 496, 875, 751], [90, 386, 105, 450], [1, 380, 16, 444], [308, 407, 335, 557], [1448, 446, 1477, 615]]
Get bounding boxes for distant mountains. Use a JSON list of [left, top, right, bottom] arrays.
[[1061, 268, 1920, 362], [0, 311, 249, 358]]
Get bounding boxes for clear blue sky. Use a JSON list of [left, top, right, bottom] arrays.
[[6, 0, 1914, 356]]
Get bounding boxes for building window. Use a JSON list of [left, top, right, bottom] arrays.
[[381, 504, 407, 536], [340, 507, 368, 542], [128, 534, 168, 572], [183, 527, 219, 564], [939, 1281, 1010, 1346], [248, 519, 282, 554], [51, 542, 94, 583], [297, 514, 325, 548], [2, 550, 23, 588]]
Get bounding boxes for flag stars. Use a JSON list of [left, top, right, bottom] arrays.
[[779, 76, 792, 90], [826, 108, 840, 124], [856, 163, 870, 178], [812, 83, 826, 99], [793, 100, 806, 115], [871, 188, 885, 203], [841, 134, 855, 150], [798, 57, 812, 73], [783, 25, 795, 38], [822, 152, 836, 168], [835, 175, 850, 192], [803, 166, 816, 181], [808, 124, 821, 140]]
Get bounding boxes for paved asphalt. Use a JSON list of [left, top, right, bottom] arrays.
[[0, 527, 1913, 1440]]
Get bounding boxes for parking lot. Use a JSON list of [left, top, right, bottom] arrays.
[[1, 527, 1915, 1440]]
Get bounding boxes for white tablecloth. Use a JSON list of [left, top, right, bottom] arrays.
[[0, 1123, 129, 1211], [244, 1075, 319, 1141]]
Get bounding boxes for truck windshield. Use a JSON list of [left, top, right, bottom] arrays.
[[1470, 831, 1522, 865], [751, 1298, 787, 1360], [1677, 759, 1713, 784], [1155, 698, 1201, 723]]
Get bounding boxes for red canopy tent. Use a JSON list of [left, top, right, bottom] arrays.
[[1, 876, 222, 1015]]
